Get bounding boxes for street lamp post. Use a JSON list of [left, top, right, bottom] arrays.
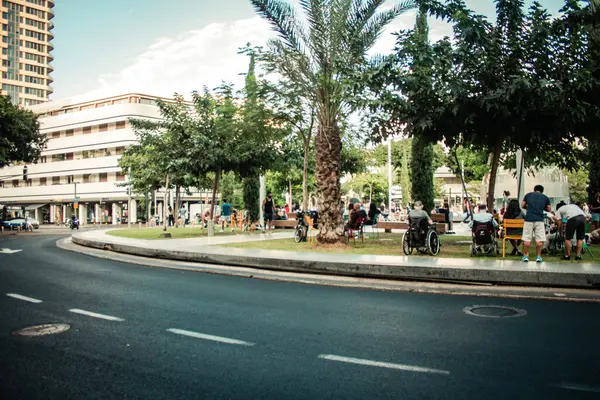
[[387, 138, 392, 212]]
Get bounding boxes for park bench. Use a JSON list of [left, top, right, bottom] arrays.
[[431, 213, 451, 233], [271, 219, 297, 229]]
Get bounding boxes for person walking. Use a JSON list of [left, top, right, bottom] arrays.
[[521, 185, 551, 263], [262, 192, 275, 233], [462, 199, 472, 223], [555, 202, 587, 261], [220, 199, 232, 232]]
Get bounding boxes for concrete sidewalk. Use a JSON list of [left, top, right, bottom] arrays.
[[71, 229, 600, 289]]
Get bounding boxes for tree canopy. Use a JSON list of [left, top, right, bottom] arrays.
[[0, 95, 46, 169]]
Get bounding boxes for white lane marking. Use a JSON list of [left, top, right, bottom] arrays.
[[166, 328, 255, 346], [318, 354, 450, 376], [6, 293, 43, 303], [0, 248, 22, 254], [555, 383, 600, 393], [68, 309, 124, 322]]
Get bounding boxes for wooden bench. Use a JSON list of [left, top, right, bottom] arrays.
[[378, 221, 447, 233], [431, 213, 451, 233], [270, 220, 297, 229]]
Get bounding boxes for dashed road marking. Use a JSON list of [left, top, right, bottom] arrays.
[[6, 293, 43, 303], [554, 383, 600, 393], [166, 328, 255, 346], [68, 309, 124, 321], [318, 354, 450, 375]]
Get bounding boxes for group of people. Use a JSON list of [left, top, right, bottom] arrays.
[[343, 200, 382, 232], [469, 185, 597, 263]]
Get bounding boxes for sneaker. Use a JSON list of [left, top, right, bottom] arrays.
[[522, 256, 529, 263], [536, 256, 543, 263], [562, 255, 571, 261], [575, 255, 583, 261]]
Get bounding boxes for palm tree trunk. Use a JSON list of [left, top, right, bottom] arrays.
[[315, 123, 344, 244], [210, 167, 221, 220], [487, 139, 502, 211], [303, 140, 309, 211]]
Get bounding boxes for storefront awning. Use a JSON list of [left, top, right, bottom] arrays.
[[24, 204, 47, 211]]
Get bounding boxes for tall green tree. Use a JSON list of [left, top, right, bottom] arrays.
[[409, 5, 435, 213], [250, 0, 415, 244], [0, 95, 46, 168]]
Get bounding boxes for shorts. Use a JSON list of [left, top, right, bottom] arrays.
[[264, 213, 274, 222], [522, 221, 545, 243], [221, 215, 231, 223], [592, 213, 600, 222], [565, 215, 586, 241]]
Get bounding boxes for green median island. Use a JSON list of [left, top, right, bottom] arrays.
[[219, 233, 598, 264], [106, 227, 265, 240]]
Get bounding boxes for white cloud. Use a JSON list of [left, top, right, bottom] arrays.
[[71, 17, 274, 102], [69, 10, 453, 103]]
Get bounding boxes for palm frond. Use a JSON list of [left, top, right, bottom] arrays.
[[250, 0, 308, 54], [300, 0, 331, 68]]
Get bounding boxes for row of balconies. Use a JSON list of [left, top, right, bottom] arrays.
[[1, 155, 122, 180]]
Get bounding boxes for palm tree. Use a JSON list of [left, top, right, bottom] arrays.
[[250, 0, 416, 243]]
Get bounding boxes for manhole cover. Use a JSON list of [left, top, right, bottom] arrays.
[[463, 305, 526, 318], [13, 323, 70, 337]]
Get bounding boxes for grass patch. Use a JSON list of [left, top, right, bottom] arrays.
[[106, 227, 270, 240], [219, 232, 598, 263]]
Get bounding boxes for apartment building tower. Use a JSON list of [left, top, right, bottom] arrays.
[[1, 0, 54, 106]]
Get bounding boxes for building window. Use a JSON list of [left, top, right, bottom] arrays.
[[51, 131, 60, 139], [12, 179, 19, 188], [40, 156, 46, 163], [116, 121, 126, 129], [99, 173, 108, 183], [39, 177, 47, 186], [52, 176, 60, 185], [82, 151, 89, 159], [0, 180, 4, 188], [83, 174, 90, 183], [116, 147, 124, 155], [99, 123, 108, 132], [66, 129, 74, 137], [52, 154, 65, 162], [67, 175, 74, 184], [116, 172, 125, 182], [83, 126, 91, 134], [65, 152, 74, 161]]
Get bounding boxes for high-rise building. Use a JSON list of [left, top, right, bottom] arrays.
[[0, 0, 54, 106]]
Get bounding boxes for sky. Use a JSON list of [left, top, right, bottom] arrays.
[[50, 0, 567, 102]]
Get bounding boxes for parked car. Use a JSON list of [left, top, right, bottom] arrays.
[[2, 217, 40, 230]]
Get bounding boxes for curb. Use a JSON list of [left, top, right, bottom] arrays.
[[71, 235, 600, 289]]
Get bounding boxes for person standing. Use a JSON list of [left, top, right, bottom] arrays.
[[521, 185, 551, 263], [462, 199, 472, 223], [262, 192, 275, 233], [220, 199, 232, 232], [555, 202, 587, 261], [589, 191, 600, 232]]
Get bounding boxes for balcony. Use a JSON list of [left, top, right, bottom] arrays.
[[0, 181, 127, 203], [43, 128, 137, 156], [2, 155, 122, 179]]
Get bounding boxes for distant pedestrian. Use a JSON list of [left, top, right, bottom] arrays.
[[462, 199, 472, 223], [168, 206, 175, 227], [220, 199, 232, 232], [521, 185, 551, 263], [555, 202, 586, 261], [262, 192, 275, 233], [589, 190, 600, 232]]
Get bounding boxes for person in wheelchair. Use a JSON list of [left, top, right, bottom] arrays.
[[403, 201, 440, 255], [469, 204, 499, 255]]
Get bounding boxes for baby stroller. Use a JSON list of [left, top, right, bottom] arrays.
[[402, 217, 440, 256], [471, 220, 499, 256], [294, 210, 319, 243]]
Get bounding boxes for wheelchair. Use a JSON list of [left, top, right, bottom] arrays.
[[471, 220, 499, 256], [402, 217, 440, 256], [294, 210, 319, 243]]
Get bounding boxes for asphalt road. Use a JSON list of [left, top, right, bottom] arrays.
[[1, 234, 599, 400]]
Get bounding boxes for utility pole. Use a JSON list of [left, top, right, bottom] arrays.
[[387, 138, 392, 212], [127, 167, 132, 228]]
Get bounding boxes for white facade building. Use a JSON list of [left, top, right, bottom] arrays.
[[0, 93, 205, 225]]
